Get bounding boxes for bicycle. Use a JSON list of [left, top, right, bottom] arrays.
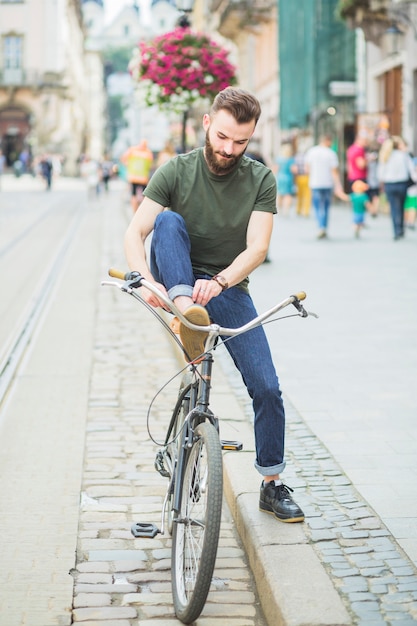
[[102, 268, 316, 624]]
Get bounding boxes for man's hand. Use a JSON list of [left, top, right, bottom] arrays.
[[193, 278, 223, 306], [140, 280, 171, 311]]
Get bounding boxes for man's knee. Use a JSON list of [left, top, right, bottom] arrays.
[[155, 211, 184, 228]]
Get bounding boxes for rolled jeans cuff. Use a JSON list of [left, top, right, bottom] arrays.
[[168, 284, 193, 301], [254, 460, 286, 477]]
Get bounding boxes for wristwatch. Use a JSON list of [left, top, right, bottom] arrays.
[[211, 274, 229, 291]]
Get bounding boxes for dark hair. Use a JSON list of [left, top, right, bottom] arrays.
[[210, 87, 261, 125]]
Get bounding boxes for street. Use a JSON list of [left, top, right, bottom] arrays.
[[0, 174, 417, 626]]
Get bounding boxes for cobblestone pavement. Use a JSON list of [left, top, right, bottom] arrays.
[[222, 353, 417, 626], [71, 196, 268, 624], [73, 193, 417, 626]]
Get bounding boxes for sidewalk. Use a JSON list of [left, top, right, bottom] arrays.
[[99, 192, 417, 625]]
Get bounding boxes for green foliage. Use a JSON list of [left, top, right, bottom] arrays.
[[103, 46, 133, 74], [107, 95, 126, 145]]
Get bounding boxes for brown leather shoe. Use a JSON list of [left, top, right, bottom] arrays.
[[179, 305, 210, 363]]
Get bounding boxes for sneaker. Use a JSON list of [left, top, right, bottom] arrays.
[[179, 304, 210, 363], [259, 481, 304, 523]]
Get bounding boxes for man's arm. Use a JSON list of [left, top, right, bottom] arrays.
[[124, 196, 169, 309], [331, 166, 349, 202]]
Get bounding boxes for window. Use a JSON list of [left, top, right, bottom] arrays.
[[4, 35, 23, 69]]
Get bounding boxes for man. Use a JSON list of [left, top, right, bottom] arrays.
[[124, 87, 304, 523], [346, 132, 368, 192], [305, 134, 348, 238], [121, 139, 154, 213]]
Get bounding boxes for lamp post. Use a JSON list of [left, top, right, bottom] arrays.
[[175, 0, 195, 152]]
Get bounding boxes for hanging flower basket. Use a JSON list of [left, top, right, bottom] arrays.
[[129, 27, 237, 113]]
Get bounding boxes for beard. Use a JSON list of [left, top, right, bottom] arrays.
[[204, 131, 246, 175]]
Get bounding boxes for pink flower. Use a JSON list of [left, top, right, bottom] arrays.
[[132, 27, 236, 110]]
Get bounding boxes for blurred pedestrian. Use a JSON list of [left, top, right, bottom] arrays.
[[246, 143, 266, 165], [293, 149, 311, 217], [274, 143, 295, 216], [19, 147, 30, 174], [404, 183, 417, 230], [39, 154, 53, 190], [121, 139, 154, 213], [81, 155, 101, 199], [347, 132, 368, 192], [0, 149, 5, 190], [305, 134, 348, 239], [156, 140, 176, 168], [100, 155, 113, 192], [350, 180, 370, 238], [378, 136, 417, 240], [366, 142, 380, 217]]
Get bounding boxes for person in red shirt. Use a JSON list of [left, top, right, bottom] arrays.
[[346, 133, 368, 192]]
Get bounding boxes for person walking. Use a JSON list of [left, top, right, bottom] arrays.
[[366, 142, 381, 217], [124, 87, 304, 524], [121, 139, 154, 213], [0, 149, 5, 190], [378, 136, 417, 240], [156, 140, 177, 168], [350, 179, 370, 238], [39, 154, 53, 190], [305, 134, 348, 239], [80, 155, 101, 199], [274, 143, 295, 216], [346, 132, 368, 191], [293, 148, 311, 217]]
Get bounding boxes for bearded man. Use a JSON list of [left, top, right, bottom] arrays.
[[124, 87, 304, 523]]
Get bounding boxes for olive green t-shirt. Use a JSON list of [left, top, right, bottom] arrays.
[[144, 148, 277, 292]]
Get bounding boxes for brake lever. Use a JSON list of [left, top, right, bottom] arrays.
[[292, 300, 319, 319]]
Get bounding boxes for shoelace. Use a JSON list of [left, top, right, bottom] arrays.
[[273, 483, 294, 500]]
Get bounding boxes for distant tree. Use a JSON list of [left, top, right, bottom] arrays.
[[107, 95, 126, 145], [103, 47, 132, 76]]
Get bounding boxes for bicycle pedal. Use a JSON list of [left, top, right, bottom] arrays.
[[131, 522, 160, 538], [221, 439, 243, 451]]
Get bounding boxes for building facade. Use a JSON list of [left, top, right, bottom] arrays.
[[339, 0, 417, 154], [198, 0, 278, 164], [278, 0, 357, 179], [0, 0, 98, 174]]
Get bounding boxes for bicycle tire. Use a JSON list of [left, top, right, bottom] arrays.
[[171, 421, 223, 624]]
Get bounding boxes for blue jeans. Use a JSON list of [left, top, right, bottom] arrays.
[[150, 211, 286, 476], [312, 188, 332, 229], [384, 181, 407, 238]]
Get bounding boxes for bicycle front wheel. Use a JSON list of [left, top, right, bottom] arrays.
[[171, 421, 223, 624]]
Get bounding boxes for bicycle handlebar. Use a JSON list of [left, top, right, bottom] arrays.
[[105, 269, 316, 338]]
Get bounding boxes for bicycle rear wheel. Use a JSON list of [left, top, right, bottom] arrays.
[[171, 421, 223, 624]]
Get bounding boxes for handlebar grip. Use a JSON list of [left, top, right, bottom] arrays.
[[109, 268, 128, 280], [294, 291, 306, 301]]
